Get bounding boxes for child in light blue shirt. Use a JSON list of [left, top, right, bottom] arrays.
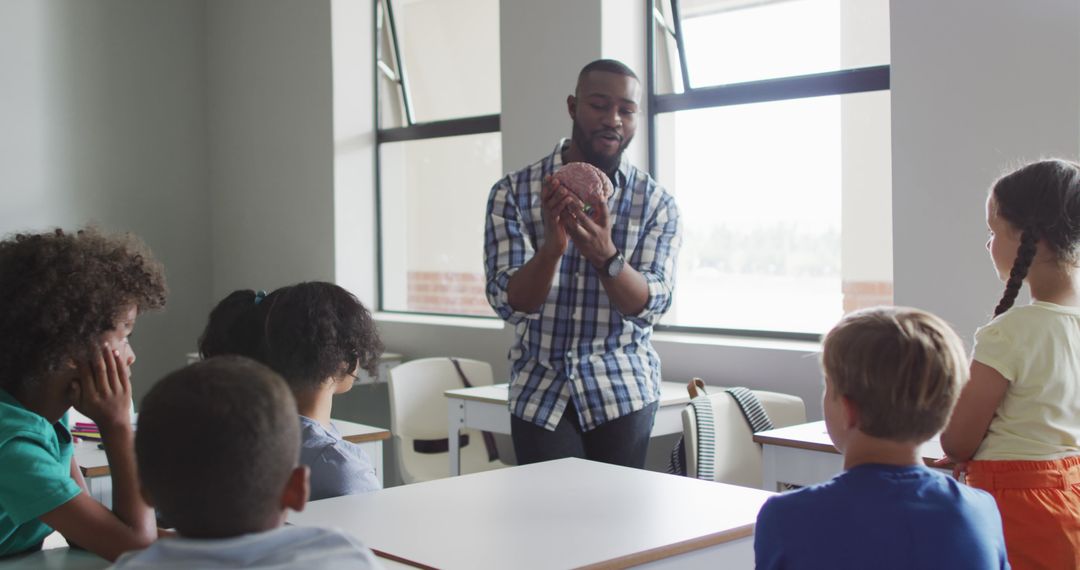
[[200, 282, 384, 498], [113, 357, 381, 569]]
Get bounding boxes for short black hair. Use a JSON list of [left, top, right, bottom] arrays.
[[0, 228, 167, 394], [136, 356, 299, 538], [262, 282, 384, 392], [576, 59, 639, 93]]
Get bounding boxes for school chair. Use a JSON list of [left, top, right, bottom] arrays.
[[388, 357, 508, 483], [683, 388, 806, 489]]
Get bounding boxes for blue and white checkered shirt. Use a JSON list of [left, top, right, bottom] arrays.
[[484, 139, 682, 431]]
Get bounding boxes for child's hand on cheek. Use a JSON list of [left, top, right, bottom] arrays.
[[72, 343, 133, 432]]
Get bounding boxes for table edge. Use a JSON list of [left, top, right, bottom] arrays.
[[343, 431, 392, 444], [752, 433, 839, 454], [576, 523, 755, 570]]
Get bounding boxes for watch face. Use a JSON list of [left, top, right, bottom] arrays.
[[606, 253, 625, 278]]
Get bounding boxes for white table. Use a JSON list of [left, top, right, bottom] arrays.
[[753, 420, 951, 491], [74, 419, 391, 508], [0, 531, 414, 570], [445, 382, 691, 476], [289, 458, 774, 569]]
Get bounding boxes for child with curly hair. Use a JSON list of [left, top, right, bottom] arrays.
[[199, 282, 384, 499], [942, 159, 1080, 569], [0, 228, 167, 560]]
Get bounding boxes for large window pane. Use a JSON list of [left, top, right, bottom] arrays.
[[377, 0, 500, 127], [655, 0, 888, 94], [655, 90, 892, 334], [379, 132, 502, 316]]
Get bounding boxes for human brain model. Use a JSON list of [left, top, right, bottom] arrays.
[[553, 162, 613, 223]]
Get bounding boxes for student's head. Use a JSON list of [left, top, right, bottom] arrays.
[[0, 228, 166, 400], [987, 159, 1080, 316], [198, 287, 289, 360], [136, 356, 308, 538], [568, 59, 641, 174], [262, 282, 383, 395], [821, 307, 967, 450]]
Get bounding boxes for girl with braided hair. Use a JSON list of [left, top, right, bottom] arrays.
[[942, 159, 1080, 570]]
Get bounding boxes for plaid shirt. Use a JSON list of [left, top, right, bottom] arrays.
[[484, 140, 682, 431]]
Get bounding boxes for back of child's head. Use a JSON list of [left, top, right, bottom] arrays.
[[261, 281, 383, 392], [136, 356, 299, 538], [822, 307, 968, 443], [991, 159, 1080, 316], [197, 288, 288, 360], [0, 228, 167, 395]]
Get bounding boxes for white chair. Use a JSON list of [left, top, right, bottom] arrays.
[[683, 389, 806, 489], [388, 357, 507, 483]]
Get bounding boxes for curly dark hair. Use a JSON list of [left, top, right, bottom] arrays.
[[0, 228, 167, 394], [991, 159, 1080, 316], [261, 282, 383, 393]]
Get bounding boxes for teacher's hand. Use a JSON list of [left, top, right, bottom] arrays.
[[564, 196, 616, 270]]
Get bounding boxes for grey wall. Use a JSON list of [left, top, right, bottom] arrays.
[[206, 0, 337, 299], [0, 0, 211, 401]]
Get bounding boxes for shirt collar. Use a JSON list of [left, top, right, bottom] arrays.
[[553, 138, 631, 189]]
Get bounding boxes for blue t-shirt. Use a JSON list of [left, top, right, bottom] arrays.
[[298, 417, 381, 501], [754, 464, 1009, 570], [0, 389, 82, 557]]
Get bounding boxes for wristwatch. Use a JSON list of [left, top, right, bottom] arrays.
[[600, 250, 625, 278]]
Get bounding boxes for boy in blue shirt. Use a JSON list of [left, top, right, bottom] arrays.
[[754, 307, 1009, 570], [112, 356, 381, 569]]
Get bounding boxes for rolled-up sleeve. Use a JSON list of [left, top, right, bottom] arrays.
[[484, 178, 539, 325], [624, 193, 681, 327]]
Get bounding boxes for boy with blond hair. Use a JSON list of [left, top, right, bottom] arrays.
[[111, 356, 382, 569], [754, 307, 1008, 569]]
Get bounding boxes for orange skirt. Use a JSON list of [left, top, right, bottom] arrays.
[[967, 456, 1080, 570]]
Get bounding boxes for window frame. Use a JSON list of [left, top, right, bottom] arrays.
[[373, 0, 501, 319], [645, 0, 891, 342]]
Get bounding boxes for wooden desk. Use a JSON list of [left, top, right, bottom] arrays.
[[444, 382, 690, 476], [289, 458, 774, 569], [753, 420, 950, 491], [74, 419, 391, 508]]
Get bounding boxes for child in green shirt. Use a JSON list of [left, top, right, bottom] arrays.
[[0, 228, 166, 561]]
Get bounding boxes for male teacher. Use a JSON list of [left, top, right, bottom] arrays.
[[483, 59, 682, 468]]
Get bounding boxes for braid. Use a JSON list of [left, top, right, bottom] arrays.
[[993, 230, 1038, 317]]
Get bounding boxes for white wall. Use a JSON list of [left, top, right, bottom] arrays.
[[891, 0, 1080, 341], [0, 0, 211, 401], [206, 0, 337, 299]]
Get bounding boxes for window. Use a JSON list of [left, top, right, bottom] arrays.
[[649, 0, 892, 338], [376, 0, 500, 317]]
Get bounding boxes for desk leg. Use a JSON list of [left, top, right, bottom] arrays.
[[761, 445, 780, 492], [448, 399, 463, 477]]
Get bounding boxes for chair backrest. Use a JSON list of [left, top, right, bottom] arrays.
[[387, 357, 497, 483], [684, 389, 806, 488]]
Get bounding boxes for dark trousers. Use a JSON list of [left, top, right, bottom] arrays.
[[511, 398, 659, 469]]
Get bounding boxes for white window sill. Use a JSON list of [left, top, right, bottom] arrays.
[[374, 311, 506, 330], [652, 330, 821, 354], [375, 311, 821, 353]]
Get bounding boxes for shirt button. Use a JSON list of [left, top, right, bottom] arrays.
[[569, 373, 576, 379], [566, 351, 573, 358]]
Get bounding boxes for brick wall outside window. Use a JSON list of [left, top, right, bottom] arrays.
[[407, 271, 493, 316]]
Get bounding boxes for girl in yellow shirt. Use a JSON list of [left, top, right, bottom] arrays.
[[943, 159, 1080, 570]]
